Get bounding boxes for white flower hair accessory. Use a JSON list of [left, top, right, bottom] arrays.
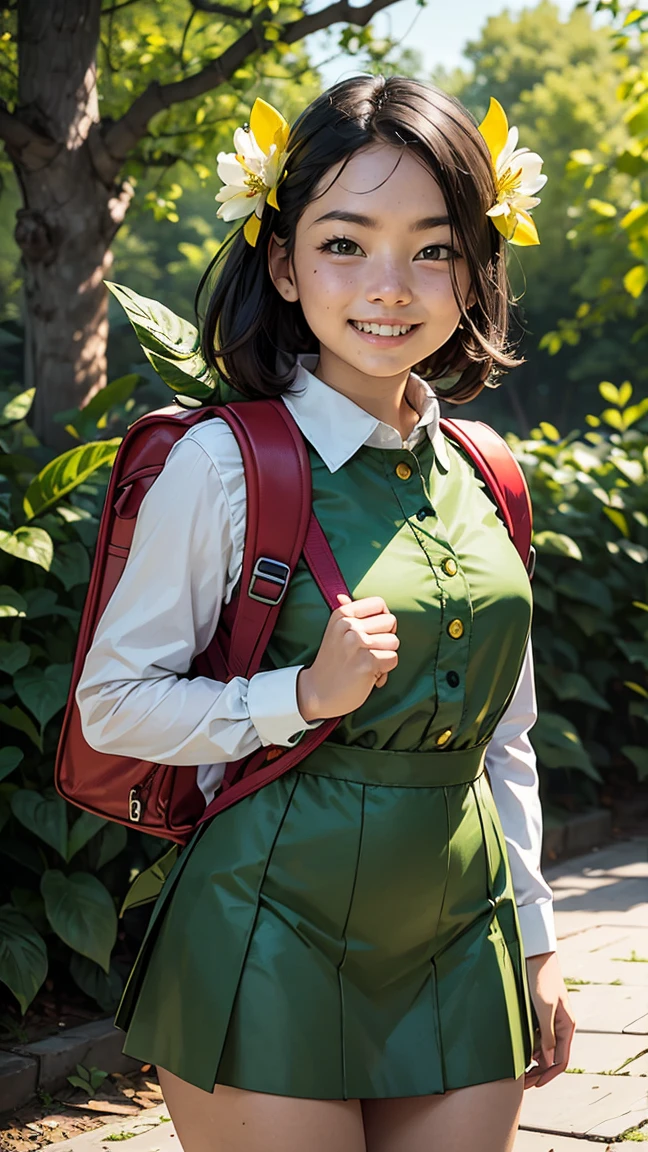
[[477, 97, 547, 246], [215, 98, 290, 247]]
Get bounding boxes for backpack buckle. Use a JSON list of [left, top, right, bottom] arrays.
[[248, 557, 291, 605]]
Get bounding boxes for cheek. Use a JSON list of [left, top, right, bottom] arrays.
[[296, 257, 357, 317]]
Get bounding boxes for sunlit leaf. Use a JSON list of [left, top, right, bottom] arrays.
[[23, 441, 120, 520], [0, 527, 53, 570]]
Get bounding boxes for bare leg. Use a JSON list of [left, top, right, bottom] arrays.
[[362, 1076, 525, 1152], [157, 1066, 367, 1152]]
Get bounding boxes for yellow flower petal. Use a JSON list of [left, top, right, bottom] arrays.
[[250, 98, 290, 157], [477, 97, 509, 166], [509, 208, 540, 246], [244, 212, 262, 246], [266, 169, 287, 210]]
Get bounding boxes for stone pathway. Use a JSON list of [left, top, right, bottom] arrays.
[[516, 836, 648, 1150], [26, 837, 648, 1152]]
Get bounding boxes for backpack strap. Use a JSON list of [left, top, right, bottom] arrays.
[[195, 403, 350, 830], [440, 417, 535, 578]]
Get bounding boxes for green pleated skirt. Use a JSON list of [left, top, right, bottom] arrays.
[[115, 743, 535, 1099]]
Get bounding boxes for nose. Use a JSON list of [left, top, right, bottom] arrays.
[[365, 256, 413, 308]]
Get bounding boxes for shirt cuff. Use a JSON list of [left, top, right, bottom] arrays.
[[517, 900, 558, 958], [247, 665, 321, 748]]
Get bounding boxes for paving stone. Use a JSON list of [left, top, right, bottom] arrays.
[[16, 1018, 140, 1093], [559, 926, 648, 986], [520, 1072, 648, 1139], [547, 838, 648, 940], [514, 1131, 628, 1151], [566, 985, 648, 1034], [38, 1104, 177, 1152], [0, 1051, 38, 1115], [515, 1130, 628, 1151], [567, 1031, 648, 1074]]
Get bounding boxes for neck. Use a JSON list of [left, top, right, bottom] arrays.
[[314, 349, 420, 441]]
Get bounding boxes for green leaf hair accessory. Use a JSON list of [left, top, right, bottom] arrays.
[[215, 98, 290, 247], [478, 97, 547, 246]]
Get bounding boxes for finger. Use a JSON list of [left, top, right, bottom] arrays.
[[361, 632, 400, 652], [353, 612, 398, 636], [370, 650, 399, 673], [339, 596, 389, 620], [336, 594, 352, 608], [374, 672, 388, 688]]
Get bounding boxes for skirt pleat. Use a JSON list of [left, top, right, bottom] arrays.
[[116, 748, 534, 1099]]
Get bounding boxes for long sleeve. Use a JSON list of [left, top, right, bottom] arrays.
[[76, 423, 312, 775], [485, 640, 557, 958]]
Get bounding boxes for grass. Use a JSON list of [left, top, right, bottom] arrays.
[[618, 1128, 648, 1141], [613, 951, 648, 963]]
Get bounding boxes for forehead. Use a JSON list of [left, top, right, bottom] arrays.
[[304, 144, 447, 224]]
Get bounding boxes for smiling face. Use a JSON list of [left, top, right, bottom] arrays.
[[268, 144, 474, 398]]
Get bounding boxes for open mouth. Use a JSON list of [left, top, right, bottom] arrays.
[[350, 320, 419, 337]]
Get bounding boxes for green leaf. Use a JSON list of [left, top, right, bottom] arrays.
[[50, 543, 91, 591], [11, 789, 68, 857], [67, 374, 139, 438], [119, 845, 178, 916], [623, 264, 648, 298], [622, 745, 648, 781], [0, 747, 23, 784], [548, 670, 611, 711], [618, 540, 648, 563], [13, 664, 72, 730], [604, 507, 630, 536], [0, 389, 35, 427], [617, 639, 648, 669], [66, 812, 107, 862], [555, 571, 614, 613], [69, 953, 123, 1012], [618, 381, 633, 407], [0, 641, 30, 675], [532, 712, 600, 779], [41, 871, 117, 973], [539, 421, 561, 442], [588, 198, 617, 217], [602, 407, 625, 430], [0, 527, 53, 570], [96, 822, 128, 870], [533, 531, 582, 561], [0, 586, 27, 618], [23, 440, 120, 521], [0, 704, 43, 751], [599, 380, 620, 405], [0, 905, 47, 1013], [106, 281, 217, 401]]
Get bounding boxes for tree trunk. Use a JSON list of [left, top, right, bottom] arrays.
[[12, 0, 129, 451]]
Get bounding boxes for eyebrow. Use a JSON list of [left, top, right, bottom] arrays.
[[312, 209, 451, 232]]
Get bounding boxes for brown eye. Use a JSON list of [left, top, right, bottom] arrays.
[[324, 238, 364, 256]]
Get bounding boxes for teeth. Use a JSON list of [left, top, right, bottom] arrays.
[[352, 321, 413, 336]]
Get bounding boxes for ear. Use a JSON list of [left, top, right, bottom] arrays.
[[268, 233, 299, 302], [466, 286, 477, 309]]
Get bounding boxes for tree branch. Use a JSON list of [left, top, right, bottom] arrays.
[[102, 0, 396, 170], [0, 103, 59, 169], [190, 0, 254, 17]]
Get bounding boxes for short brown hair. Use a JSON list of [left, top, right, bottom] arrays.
[[199, 75, 523, 404]]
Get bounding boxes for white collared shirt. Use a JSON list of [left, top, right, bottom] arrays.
[[76, 356, 556, 957]]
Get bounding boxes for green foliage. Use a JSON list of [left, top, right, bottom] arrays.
[[66, 1064, 109, 1097], [0, 372, 165, 1017], [516, 379, 648, 798]]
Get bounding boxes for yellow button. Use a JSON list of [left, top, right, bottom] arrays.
[[442, 558, 458, 577], [395, 461, 412, 481], [448, 618, 464, 640], [436, 728, 453, 747]]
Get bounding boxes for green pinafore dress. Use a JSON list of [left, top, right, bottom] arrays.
[[114, 428, 536, 1099]]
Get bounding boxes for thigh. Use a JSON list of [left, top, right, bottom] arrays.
[[157, 1066, 366, 1152], [362, 1076, 525, 1152]]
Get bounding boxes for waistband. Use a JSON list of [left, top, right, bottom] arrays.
[[294, 741, 488, 788]]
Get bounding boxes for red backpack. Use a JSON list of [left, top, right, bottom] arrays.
[[54, 397, 533, 845]]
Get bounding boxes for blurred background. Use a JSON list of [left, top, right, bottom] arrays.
[[0, 0, 646, 1034]]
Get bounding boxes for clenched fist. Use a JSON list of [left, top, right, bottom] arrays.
[[297, 594, 399, 722]]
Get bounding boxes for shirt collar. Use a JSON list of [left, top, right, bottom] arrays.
[[281, 354, 450, 474]]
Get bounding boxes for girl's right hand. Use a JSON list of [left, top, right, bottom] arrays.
[[296, 594, 399, 722]]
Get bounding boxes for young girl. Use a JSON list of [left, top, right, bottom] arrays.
[[77, 75, 575, 1152]]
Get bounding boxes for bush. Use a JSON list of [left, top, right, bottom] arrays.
[[517, 381, 648, 804]]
